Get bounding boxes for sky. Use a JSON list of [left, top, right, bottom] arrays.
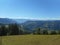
[[0, 0, 60, 20]]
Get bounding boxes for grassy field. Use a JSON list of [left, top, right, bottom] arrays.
[[1, 35, 60, 45]]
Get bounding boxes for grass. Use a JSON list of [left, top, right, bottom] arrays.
[[1, 35, 60, 45], [0, 37, 2, 45]]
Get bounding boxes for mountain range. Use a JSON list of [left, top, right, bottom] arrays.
[[0, 18, 28, 24], [0, 18, 60, 31]]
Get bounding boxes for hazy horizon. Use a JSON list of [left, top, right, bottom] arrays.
[[0, 17, 60, 20]]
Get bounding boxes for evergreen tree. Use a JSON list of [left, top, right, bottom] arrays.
[[37, 28, 41, 34], [50, 30, 57, 35], [9, 24, 19, 35], [42, 30, 48, 35], [1, 25, 7, 36], [58, 30, 60, 34], [33, 28, 41, 34]]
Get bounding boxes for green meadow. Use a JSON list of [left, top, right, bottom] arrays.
[[1, 35, 60, 45]]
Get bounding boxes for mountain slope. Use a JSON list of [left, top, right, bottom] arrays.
[[0, 18, 16, 24], [22, 20, 60, 30]]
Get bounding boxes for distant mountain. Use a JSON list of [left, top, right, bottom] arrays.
[[0, 18, 17, 24], [22, 20, 60, 31], [14, 19, 29, 24], [0, 18, 29, 24]]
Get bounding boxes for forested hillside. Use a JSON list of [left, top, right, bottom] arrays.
[[0, 23, 60, 36]]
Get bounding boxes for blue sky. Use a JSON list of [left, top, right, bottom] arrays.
[[0, 0, 60, 20]]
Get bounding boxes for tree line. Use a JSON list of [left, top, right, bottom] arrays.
[[33, 28, 60, 35], [0, 24, 60, 36]]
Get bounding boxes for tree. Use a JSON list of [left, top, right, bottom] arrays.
[[0, 26, 2, 36], [58, 30, 60, 34], [42, 30, 48, 35], [18, 25, 25, 35], [37, 28, 41, 34], [33, 28, 41, 35], [50, 30, 57, 35], [1, 25, 7, 36], [9, 24, 19, 35]]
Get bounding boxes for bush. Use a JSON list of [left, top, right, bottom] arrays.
[[50, 31, 57, 35], [42, 30, 48, 35]]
